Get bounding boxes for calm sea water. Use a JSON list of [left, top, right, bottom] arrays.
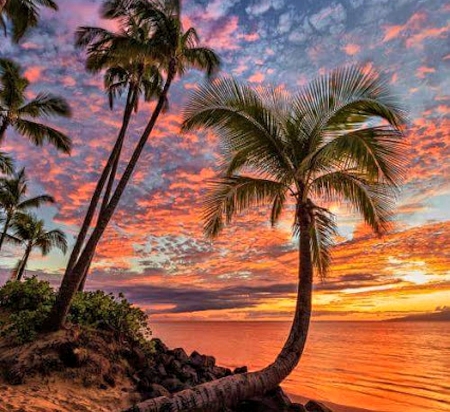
[[151, 321, 450, 412]]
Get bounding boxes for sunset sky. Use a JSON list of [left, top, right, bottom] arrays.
[[0, 0, 449, 321]]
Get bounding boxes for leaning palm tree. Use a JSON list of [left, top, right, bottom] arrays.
[[46, 0, 220, 330], [0, 0, 58, 42], [0, 58, 72, 153], [10, 213, 67, 281], [127, 66, 407, 411], [69, 12, 164, 290], [0, 168, 54, 252]]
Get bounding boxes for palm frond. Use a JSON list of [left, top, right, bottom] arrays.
[[310, 170, 397, 235], [182, 46, 221, 77], [308, 206, 336, 279], [18, 194, 54, 210], [203, 175, 287, 238], [303, 126, 405, 185], [36, 229, 67, 255], [14, 119, 72, 154], [19, 93, 72, 118], [0, 151, 14, 175], [182, 77, 293, 180]]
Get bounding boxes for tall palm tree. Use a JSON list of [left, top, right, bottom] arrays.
[[46, 0, 220, 330], [0, 168, 54, 252], [127, 66, 407, 411], [10, 213, 67, 281], [69, 12, 164, 291], [0, 0, 58, 42], [0, 58, 72, 153]]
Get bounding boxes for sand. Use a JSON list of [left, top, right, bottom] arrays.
[[0, 376, 140, 412]]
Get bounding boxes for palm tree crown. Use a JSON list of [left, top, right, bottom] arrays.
[[0, 168, 54, 252], [0, 0, 58, 42], [183, 65, 407, 276], [10, 213, 67, 281], [0, 58, 72, 153]]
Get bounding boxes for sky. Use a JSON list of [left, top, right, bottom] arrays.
[[0, 0, 449, 321]]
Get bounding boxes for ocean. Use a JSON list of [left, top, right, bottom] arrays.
[[151, 321, 450, 412]]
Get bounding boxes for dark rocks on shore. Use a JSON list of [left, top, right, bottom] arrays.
[[132, 338, 333, 412]]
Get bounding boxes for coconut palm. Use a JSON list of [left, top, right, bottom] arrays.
[[46, 0, 220, 330], [0, 0, 58, 42], [69, 13, 164, 290], [10, 213, 67, 281], [0, 58, 72, 153], [127, 65, 407, 411], [0, 168, 54, 252]]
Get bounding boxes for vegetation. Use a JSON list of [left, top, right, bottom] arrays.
[[0, 168, 54, 252], [47, 0, 220, 331], [0, 277, 152, 347], [0, 0, 58, 42], [0, 58, 72, 152], [10, 213, 67, 281], [127, 65, 407, 410]]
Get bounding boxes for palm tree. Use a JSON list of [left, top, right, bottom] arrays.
[[69, 12, 164, 291], [0, 0, 58, 42], [10, 213, 67, 281], [0, 168, 54, 252], [0, 58, 72, 153], [127, 66, 407, 411], [46, 0, 220, 330]]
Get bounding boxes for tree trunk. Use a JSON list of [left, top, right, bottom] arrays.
[[0, 214, 11, 252], [76, 88, 137, 292], [63, 87, 136, 277], [16, 245, 31, 281], [125, 204, 314, 412], [45, 62, 177, 331]]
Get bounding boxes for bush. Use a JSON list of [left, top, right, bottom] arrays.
[[68, 290, 152, 344], [0, 277, 55, 344], [0, 278, 152, 347]]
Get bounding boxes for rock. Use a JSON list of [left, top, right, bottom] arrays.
[[189, 351, 216, 368], [172, 348, 189, 363], [161, 378, 189, 392], [156, 363, 168, 377], [305, 400, 333, 412], [159, 353, 175, 366], [233, 366, 248, 374], [290, 404, 307, 412], [236, 386, 292, 412], [150, 383, 171, 398], [211, 366, 232, 379], [151, 338, 169, 354], [179, 364, 198, 384]]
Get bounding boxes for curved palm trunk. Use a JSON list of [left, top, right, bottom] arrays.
[[0, 214, 12, 252], [64, 87, 136, 277], [15, 245, 31, 281], [46, 63, 177, 331], [125, 207, 313, 412]]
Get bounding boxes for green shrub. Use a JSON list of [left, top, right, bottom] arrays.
[[0, 277, 55, 344], [0, 278, 152, 348], [68, 290, 152, 344]]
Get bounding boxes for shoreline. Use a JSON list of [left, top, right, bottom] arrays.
[[288, 394, 382, 412]]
